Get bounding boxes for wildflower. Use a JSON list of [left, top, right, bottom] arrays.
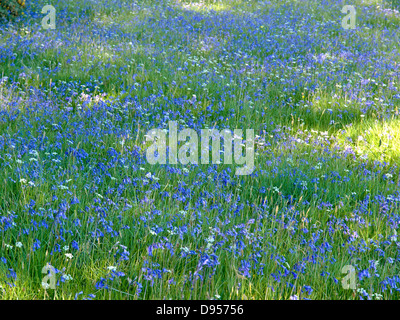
[[303, 285, 313, 295], [372, 293, 383, 300], [272, 186, 280, 193], [65, 253, 73, 260], [62, 274, 73, 282], [390, 230, 397, 242]]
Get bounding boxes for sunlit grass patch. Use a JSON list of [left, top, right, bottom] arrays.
[[174, 0, 244, 12], [338, 118, 400, 164]]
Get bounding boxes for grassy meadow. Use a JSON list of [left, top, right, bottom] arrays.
[[1, 0, 400, 300]]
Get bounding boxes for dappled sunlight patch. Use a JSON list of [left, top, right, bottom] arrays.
[[338, 118, 400, 163], [172, 0, 272, 13], [174, 0, 234, 12]]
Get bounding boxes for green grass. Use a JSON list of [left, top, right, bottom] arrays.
[[1, 0, 400, 300]]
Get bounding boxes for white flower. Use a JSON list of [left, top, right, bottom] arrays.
[[63, 274, 73, 281], [29, 150, 39, 157], [19, 178, 27, 184], [373, 293, 383, 300], [65, 253, 73, 260], [63, 246, 69, 251], [390, 230, 397, 242], [107, 266, 117, 271], [206, 236, 215, 243], [15, 242, 23, 248], [181, 246, 190, 253]]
